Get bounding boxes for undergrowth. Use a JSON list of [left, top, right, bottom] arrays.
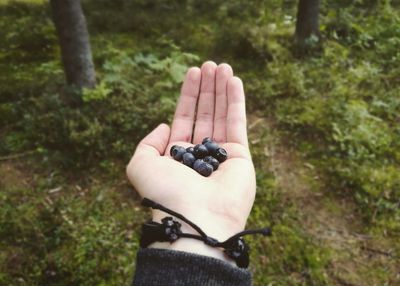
[[0, 0, 399, 285]]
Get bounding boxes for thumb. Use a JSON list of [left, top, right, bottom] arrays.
[[135, 123, 171, 157], [126, 123, 170, 189]]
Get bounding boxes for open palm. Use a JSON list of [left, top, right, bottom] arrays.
[[127, 62, 255, 241]]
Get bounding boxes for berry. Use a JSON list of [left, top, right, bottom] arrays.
[[204, 141, 219, 155], [171, 146, 186, 161], [202, 137, 213, 144], [193, 159, 204, 171], [195, 161, 213, 177], [170, 145, 179, 157], [182, 152, 196, 167], [215, 148, 227, 162], [193, 144, 208, 158], [169, 140, 227, 176], [204, 156, 219, 171]]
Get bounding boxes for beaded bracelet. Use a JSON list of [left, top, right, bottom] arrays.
[[139, 198, 272, 268]]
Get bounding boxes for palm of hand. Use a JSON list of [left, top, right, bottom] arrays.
[[127, 62, 255, 240]]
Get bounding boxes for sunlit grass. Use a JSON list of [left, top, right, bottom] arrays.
[[0, 0, 46, 5]]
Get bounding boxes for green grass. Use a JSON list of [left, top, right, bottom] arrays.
[[0, 0, 45, 4]]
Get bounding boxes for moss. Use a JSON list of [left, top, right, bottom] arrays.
[[1, 0, 399, 284]]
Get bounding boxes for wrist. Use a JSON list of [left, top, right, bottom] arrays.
[[151, 208, 244, 240], [149, 210, 238, 265], [148, 239, 236, 266]]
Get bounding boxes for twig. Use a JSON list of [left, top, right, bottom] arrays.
[[332, 276, 358, 286], [361, 246, 398, 259], [0, 150, 37, 161]]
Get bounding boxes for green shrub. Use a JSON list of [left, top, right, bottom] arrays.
[[269, 4, 400, 225], [1, 45, 198, 167]]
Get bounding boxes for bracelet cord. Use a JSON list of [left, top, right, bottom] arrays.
[[140, 198, 272, 268]]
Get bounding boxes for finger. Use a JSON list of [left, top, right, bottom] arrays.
[[226, 77, 248, 147], [193, 61, 217, 144], [213, 63, 233, 143], [170, 67, 201, 143], [134, 123, 171, 157]]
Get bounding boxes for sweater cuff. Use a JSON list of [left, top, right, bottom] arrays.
[[132, 248, 251, 286]]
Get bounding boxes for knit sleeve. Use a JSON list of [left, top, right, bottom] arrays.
[[132, 248, 252, 286]]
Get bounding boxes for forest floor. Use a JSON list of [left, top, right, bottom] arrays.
[[1, 116, 399, 285], [247, 115, 399, 286], [1, 0, 399, 284]]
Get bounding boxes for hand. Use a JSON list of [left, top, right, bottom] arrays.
[[126, 61, 256, 263]]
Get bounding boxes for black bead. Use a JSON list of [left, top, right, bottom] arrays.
[[215, 148, 227, 162], [224, 238, 250, 268], [193, 144, 208, 159], [161, 217, 182, 242]]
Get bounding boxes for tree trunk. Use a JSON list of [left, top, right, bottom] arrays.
[[50, 0, 96, 88], [295, 0, 321, 48]]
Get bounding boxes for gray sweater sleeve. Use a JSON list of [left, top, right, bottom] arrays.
[[132, 248, 252, 286]]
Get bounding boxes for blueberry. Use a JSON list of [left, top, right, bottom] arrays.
[[204, 141, 219, 155], [193, 144, 208, 159], [170, 145, 179, 157], [182, 152, 196, 167], [195, 162, 213, 177], [203, 156, 212, 163], [202, 137, 213, 144], [171, 146, 186, 161], [193, 159, 204, 170], [215, 148, 227, 162], [186, 146, 195, 154], [204, 156, 219, 171]]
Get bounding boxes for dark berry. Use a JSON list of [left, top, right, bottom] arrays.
[[203, 155, 212, 163], [195, 162, 213, 177], [170, 145, 179, 157], [202, 137, 213, 144], [182, 152, 196, 167], [204, 141, 219, 155], [204, 156, 220, 171], [172, 146, 186, 161], [215, 148, 228, 162], [193, 144, 208, 158], [193, 159, 204, 171], [186, 146, 195, 154]]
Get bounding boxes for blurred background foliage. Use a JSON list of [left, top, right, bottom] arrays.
[[0, 0, 399, 285]]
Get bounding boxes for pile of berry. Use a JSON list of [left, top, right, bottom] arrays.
[[170, 137, 227, 177]]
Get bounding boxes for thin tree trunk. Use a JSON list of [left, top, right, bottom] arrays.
[[50, 0, 96, 88], [295, 0, 321, 48]]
